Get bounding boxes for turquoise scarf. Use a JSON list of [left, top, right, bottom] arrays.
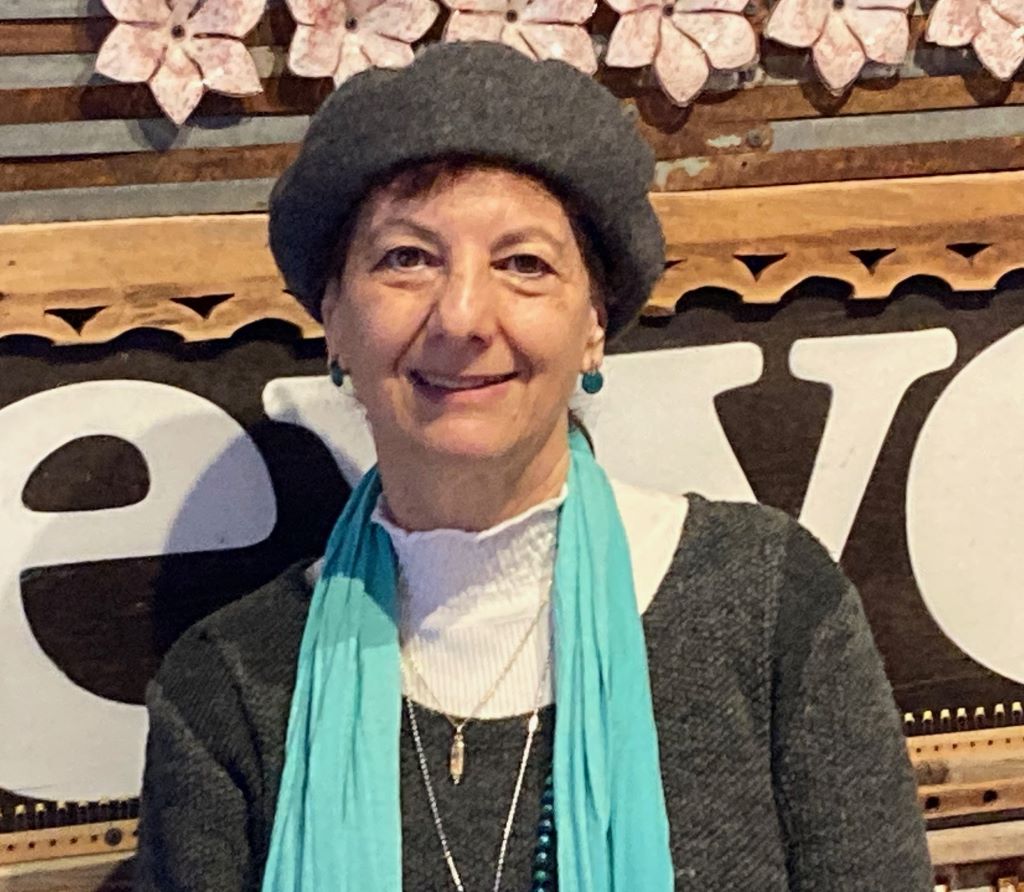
[[262, 432, 673, 891]]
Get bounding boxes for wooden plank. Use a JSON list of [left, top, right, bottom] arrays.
[[0, 11, 922, 56], [651, 170, 1024, 248], [0, 47, 281, 89], [0, 178, 278, 223], [0, 0, 108, 19], [654, 135, 1024, 191], [2, 72, 1021, 129], [769, 106, 1024, 153], [1, 144, 298, 191], [0, 819, 137, 866], [2, 171, 1024, 343], [929, 821, 1024, 867], [680, 72, 1024, 124], [643, 105, 1024, 164], [0, 79, 329, 125], [0, 114, 309, 159], [0, 850, 134, 892], [919, 777, 1024, 821], [0, 7, 294, 55]]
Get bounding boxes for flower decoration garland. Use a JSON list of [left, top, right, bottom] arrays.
[[96, 0, 265, 125], [286, 0, 441, 86], [764, 0, 914, 93], [441, 0, 599, 73], [604, 0, 758, 104], [95, 0, 1024, 125], [927, 0, 1024, 80]]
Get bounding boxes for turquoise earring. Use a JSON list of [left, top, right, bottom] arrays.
[[581, 368, 604, 394], [329, 360, 345, 388]]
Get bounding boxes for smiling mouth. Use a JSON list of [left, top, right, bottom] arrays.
[[410, 370, 518, 392]]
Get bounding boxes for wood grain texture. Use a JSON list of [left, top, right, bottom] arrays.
[[0, 851, 134, 891], [0, 78, 329, 125], [0, 820, 138, 866], [0, 178, 279, 223], [655, 135, 1024, 190], [0, 7, 295, 55], [2, 144, 299, 191], [3, 171, 1024, 343], [0, 214, 319, 343]]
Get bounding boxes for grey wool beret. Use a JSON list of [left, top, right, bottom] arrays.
[[268, 40, 665, 339]]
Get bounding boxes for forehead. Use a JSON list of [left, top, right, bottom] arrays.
[[357, 166, 574, 236]]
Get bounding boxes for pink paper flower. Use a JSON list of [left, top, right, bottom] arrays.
[[96, 0, 264, 125], [604, 0, 758, 105], [765, 0, 913, 93], [442, 0, 598, 74], [927, 0, 1024, 79], [287, 0, 440, 86]]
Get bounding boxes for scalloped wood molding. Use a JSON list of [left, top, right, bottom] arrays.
[[5, 170, 1024, 345]]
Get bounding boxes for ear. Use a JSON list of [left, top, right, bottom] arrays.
[[582, 300, 607, 373], [320, 276, 345, 365]]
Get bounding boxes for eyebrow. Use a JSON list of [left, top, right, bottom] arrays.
[[367, 219, 567, 254], [491, 226, 568, 254]]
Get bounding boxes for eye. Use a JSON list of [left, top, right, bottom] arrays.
[[500, 254, 553, 276], [379, 246, 432, 270]]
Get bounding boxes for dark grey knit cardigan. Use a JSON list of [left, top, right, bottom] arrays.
[[135, 494, 933, 891]]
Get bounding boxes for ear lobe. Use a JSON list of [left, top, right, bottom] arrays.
[[321, 278, 341, 328]]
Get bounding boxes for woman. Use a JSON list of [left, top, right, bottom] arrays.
[[135, 40, 933, 891]]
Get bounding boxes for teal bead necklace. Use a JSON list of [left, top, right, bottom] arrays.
[[530, 771, 557, 891]]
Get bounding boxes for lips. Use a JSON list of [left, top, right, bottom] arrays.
[[410, 370, 518, 392]]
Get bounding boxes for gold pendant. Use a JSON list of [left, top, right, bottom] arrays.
[[449, 729, 465, 785]]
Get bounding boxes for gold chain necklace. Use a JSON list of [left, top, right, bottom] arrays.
[[404, 650, 553, 892], [400, 595, 549, 785]]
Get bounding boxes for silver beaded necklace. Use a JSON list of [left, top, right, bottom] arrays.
[[404, 650, 553, 892]]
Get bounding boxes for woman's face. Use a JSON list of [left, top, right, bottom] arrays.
[[321, 166, 605, 464]]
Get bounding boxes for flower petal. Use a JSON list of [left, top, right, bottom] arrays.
[[522, 0, 596, 24], [149, 41, 204, 124], [855, 0, 913, 10], [289, 21, 344, 75], [843, 6, 908, 63], [924, 0, 980, 44], [500, 23, 540, 55], [603, 0, 656, 13], [654, 17, 710, 104], [442, 0, 506, 11], [675, 0, 747, 13], [333, 34, 374, 83], [973, 1, 1024, 78], [764, 0, 829, 47], [358, 30, 416, 64], [519, 22, 597, 70], [102, 0, 170, 22], [443, 9, 506, 39], [991, 0, 1024, 26], [605, 7, 660, 65], [96, 22, 167, 82], [812, 9, 866, 91], [361, 0, 440, 39], [673, 10, 757, 68], [185, 35, 262, 92], [285, 0, 344, 26], [187, 0, 265, 37]]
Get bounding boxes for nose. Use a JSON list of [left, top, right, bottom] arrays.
[[425, 253, 498, 344]]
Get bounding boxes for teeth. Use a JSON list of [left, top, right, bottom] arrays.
[[417, 372, 509, 390]]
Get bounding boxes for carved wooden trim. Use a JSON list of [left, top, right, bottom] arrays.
[[4, 170, 1024, 345]]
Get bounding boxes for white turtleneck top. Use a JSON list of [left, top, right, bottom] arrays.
[[307, 479, 688, 719]]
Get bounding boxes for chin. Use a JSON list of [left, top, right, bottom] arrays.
[[412, 418, 519, 462]]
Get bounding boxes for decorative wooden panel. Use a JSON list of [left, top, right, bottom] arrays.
[[4, 171, 1024, 344], [3, 0, 1024, 221]]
